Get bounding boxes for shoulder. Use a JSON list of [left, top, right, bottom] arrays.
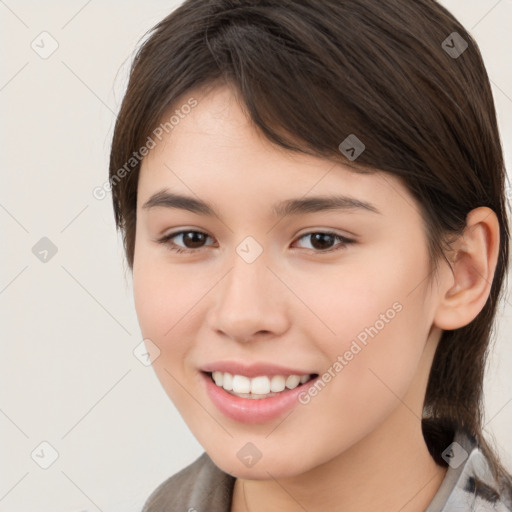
[[141, 451, 236, 512], [427, 429, 512, 512]]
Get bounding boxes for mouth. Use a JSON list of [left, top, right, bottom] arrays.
[[200, 370, 320, 424], [203, 370, 319, 399]]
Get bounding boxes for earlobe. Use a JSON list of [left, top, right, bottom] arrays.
[[433, 207, 500, 331]]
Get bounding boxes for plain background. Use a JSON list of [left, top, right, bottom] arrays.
[[1, 1, 511, 511]]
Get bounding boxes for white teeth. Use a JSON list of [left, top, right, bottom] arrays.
[[270, 375, 286, 392], [210, 371, 312, 395], [285, 375, 301, 389], [223, 372, 233, 391], [251, 376, 271, 394], [232, 375, 251, 393], [212, 371, 223, 386]]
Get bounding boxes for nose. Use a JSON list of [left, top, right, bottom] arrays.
[[206, 249, 290, 344]]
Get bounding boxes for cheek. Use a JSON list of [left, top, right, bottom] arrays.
[[133, 262, 202, 409], [306, 247, 431, 403], [133, 247, 201, 338], [133, 268, 168, 340], [132, 253, 213, 398]]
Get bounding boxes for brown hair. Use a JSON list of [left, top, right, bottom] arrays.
[[109, 0, 512, 497]]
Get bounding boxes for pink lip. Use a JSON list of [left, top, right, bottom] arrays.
[[200, 360, 315, 378], [200, 371, 320, 424]]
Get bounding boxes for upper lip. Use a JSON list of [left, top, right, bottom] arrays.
[[200, 361, 316, 378]]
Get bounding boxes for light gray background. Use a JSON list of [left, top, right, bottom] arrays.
[[1, 1, 511, 511]]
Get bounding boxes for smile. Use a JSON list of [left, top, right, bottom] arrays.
[[200, 370, 320, 424], [210, 371, 314, 398]]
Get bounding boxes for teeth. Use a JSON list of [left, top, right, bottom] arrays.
[[224, 372, 233, 391], [232, 374, 251, 393], [285, 375, 301, 389], [251, 376, 271, 394], [212, 371, 223, 387], [210, 371, 312, 395], [270, 375, 286, 392]]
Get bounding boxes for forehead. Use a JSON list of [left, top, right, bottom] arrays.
[[137, 85, 415, 218]]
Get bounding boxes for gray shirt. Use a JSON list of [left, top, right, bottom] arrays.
[[142, 429, 512, 511]]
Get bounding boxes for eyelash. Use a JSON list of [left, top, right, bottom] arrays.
[[156, 230, 355, 255]]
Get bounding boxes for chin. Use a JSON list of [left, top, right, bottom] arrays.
[[206, 447, 312, 480]]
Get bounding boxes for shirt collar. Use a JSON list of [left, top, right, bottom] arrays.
[[425, 428, 511, 511]]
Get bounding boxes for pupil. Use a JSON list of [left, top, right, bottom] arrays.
[[311, 233, 334, 250], [185, 232, 206, 248]]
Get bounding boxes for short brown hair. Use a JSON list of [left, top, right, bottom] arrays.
[[109, 0, 512, 496]]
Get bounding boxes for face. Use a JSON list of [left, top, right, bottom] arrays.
[[133, 84, 442, 479]]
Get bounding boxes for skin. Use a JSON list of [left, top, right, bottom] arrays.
[[132, 83, 500, 512]]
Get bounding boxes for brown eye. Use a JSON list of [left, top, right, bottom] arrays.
[[157, 230, 354, 255], [294, 232, 354, 253], [309, 233, 336, 250], [158, 230, 214, 253], [179, 231, 209, 249]]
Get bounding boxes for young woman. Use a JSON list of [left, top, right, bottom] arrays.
[[108, 1, 512, 510]]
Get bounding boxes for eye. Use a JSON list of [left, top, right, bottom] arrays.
[[156, 230, 214, 254], [293, 231, 354, 252], [156, 230, 354, 254]]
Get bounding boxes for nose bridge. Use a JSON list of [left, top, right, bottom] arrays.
[[208, 243, 288, 341]]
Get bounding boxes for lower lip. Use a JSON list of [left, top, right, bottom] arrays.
[[200, 371, 319, 424]]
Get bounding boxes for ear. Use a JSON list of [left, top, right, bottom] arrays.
[[433, 207, 500, 331]]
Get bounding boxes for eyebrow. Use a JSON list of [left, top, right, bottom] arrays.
[[141, 190, 381, 218]]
